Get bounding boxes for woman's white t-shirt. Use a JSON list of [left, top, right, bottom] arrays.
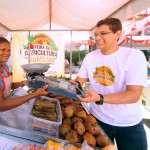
[[78, 46, 147, 126]]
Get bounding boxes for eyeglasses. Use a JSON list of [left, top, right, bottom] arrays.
[[93, 31, 113, 37]]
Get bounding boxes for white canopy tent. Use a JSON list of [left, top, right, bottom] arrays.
[[1, 0, 150, 79], [118, 15, 150, 46], [0, 0, 150, 33]]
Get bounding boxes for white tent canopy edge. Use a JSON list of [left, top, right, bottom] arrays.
[[0, 0, 150, 33]]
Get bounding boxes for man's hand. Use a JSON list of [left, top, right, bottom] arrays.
[[77, 90, 100, 103]]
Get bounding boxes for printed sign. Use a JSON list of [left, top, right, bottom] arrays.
[[12, 32, 66, 82], [22, 33, 58, 64]]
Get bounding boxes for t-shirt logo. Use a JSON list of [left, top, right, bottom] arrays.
[[93, 66, 115, 86]]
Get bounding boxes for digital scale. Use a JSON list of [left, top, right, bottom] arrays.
[[21, 63, 84, 100]]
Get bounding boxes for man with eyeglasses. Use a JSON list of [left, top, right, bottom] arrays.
[[76, 18, 147, 150]]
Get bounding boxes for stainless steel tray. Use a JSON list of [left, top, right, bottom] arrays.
[[0, 94, 110, 149], [21, 63, 50, 73], [0, 101, 82, 148], [0, 124, 83, 148]]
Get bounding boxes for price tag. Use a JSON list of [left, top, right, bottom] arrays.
[[0, 136, 19, 150]]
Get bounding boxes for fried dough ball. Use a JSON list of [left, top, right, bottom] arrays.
[[74, 108, 86, 119], [85, 123, 101, 135], [96, 134, 110, 148], [85, 114, 97, 125], [74, 121, 85, 135], [82, 132, 96, 148], [65, 130, 81, 143], [72, 116, 83, 124], [64, 105, 76, 118], [101, 145, 116, 150], [59, 123, 71, 138], [63, 118, 72, 126]]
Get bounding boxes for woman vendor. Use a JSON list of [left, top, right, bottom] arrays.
[[0, 37, 48, 111]]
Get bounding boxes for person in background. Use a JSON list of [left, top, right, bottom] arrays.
[[65, 59, 69, 68], [0, 37, 48, 111], [65, 59, 70, 73], [147, 56, 150, 76], [76, 18, 147, 150]]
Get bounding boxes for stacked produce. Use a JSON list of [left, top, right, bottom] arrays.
[[32, 99, 57, 121], [27, 97, 62, 135], [49, 93, 112, 149]]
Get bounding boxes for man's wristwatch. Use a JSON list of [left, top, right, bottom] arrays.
[[95, 94, 104, 105]]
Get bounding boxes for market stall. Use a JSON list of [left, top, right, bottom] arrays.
[[1, 1, 150, 149], [0, 63, 114, 149], [0, 86, 115, 150], [118, 35, 150, 46]]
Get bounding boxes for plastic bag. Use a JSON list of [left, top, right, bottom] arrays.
[[81, 140, 94, 150], [43, 140, 64, 150], [13, 143, 43, 150], [0, 103, 29, 129], [43, 140, 81, 150]]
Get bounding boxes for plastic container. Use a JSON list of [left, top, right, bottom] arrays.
[[26, 96, 62, 137]]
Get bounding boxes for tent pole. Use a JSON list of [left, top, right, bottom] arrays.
[[49, 0, 52, 30], [28, 31, 31, 64], [70, 31, 73, 79], [0, 23, 10, 31]]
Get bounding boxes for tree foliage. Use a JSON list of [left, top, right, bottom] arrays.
[[65, 50, 88, 66]]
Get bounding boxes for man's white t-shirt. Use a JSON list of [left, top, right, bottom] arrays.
[[78, 46, 147, 126]]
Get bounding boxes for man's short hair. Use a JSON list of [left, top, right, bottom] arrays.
[[96, 18, 122, 33]]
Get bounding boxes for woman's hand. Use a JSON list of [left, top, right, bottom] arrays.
[[34, 84, 49, 96], [11, 80, 29, 89], [20, 80, 28, 86], [77, 90, 100, 103]]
